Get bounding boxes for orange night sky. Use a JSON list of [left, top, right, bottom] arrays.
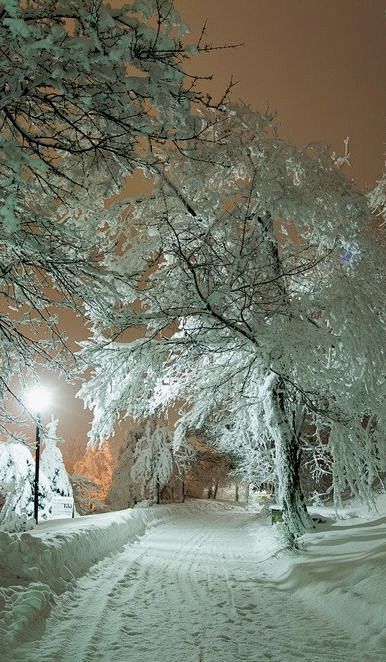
[[176, 0, 385, 188]]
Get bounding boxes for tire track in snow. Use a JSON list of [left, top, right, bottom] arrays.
[[10, 502, 373, 662], [12, 541, 150, 662]]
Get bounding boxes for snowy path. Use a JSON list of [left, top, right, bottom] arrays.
[[10, 502, 371, 662]]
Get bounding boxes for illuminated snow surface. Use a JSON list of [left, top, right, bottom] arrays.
[[1, 498, 386, 661]]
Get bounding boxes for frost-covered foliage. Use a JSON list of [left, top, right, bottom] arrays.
[[0, 0, 217, 439], [0, 0, 212, 195], [0, 441, 52, 530], [40, 418, 72, 498], [108, 435, 139, 510], [108, 422, 193, 508], [368, 166, 386, 226], [79, 105, 385, 536], [131, 421, 174, 501]]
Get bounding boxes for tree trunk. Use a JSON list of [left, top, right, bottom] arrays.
[[275, 430, 312, 537], [272, 382, 313, 538], [235, 483, 239, 502], [213, 479, 219, 500], [256, 214, 312, 537]]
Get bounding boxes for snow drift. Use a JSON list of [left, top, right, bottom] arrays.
[[0, 505, 176, 652]]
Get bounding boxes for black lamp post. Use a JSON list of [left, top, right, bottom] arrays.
[[26, 385, 50, 525], [33, 413, 41, 524]]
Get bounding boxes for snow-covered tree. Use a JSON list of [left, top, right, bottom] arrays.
[[70, 473, 106, 515], [368, 165, 386, 226], [60, 436, 88, 476], [73, 442, 114, 507], [131, 420, 174, 503], [0, 0, 224, 438], [0, 441, 52, 530], [0, 0, 219, 195], [79, 106, 384, 537], [108, 437, 139, 510], [183, 438, 234, 500], [40, 417, 72, 497], [107, 421, 193, 508]]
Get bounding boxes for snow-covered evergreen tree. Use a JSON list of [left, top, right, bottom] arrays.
[[80, 105, 385, 537], [40, 418, 72, 498], [0, 441, 52, 530]]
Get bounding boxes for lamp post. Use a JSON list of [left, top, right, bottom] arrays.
[[25, 385, 51, 525], [33, 413, 41, 524]]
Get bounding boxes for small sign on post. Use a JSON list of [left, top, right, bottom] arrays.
[[50, 496, 75, 519], [271, 506, 283, 525]]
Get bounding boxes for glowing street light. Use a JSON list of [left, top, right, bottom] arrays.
[[25, 385, 51, 524]]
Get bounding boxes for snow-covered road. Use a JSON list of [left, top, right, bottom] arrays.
[[9, 501, 368, 662]]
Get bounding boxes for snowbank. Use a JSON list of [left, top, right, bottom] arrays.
[[262, 495, 386, 656], [0, 504, 176, 652], [2, 497, 386, 658]]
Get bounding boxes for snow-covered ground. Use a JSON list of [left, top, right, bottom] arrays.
[[1, 497, 386, 661]]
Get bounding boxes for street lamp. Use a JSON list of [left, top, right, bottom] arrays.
[[25, 385, 51, 524]]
